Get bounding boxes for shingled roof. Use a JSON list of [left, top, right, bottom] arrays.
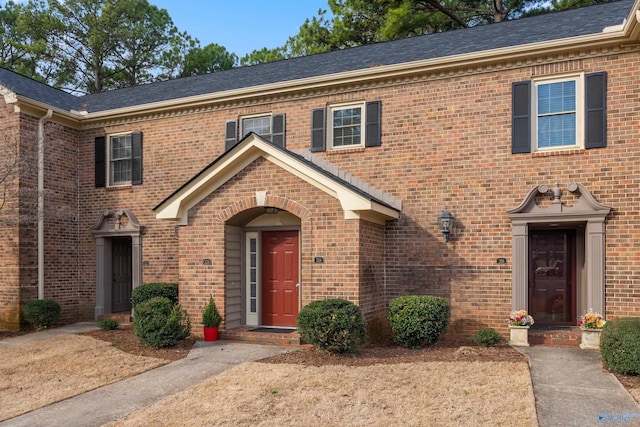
[[0, 67, 79, 111], [0, 0, 635, 113]]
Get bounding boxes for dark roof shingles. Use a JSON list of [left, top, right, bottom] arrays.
[[0, 0, 633, 113]]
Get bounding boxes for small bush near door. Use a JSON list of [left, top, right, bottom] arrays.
[[23, 299, 61, 330], [473, 328, 502, 347], [131, 283, 179, 308], [133, 297, 191, 348], [600, 317, 640, 375], [296, 299, 366, 354], [99, 319, 119, 330], [388, 295, 450, 349]]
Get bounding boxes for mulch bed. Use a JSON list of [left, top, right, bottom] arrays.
[[259, 340, 528, 366], [82, 325, 195, 361]]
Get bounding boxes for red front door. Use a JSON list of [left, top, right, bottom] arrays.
[[261, 231, 299, 327]]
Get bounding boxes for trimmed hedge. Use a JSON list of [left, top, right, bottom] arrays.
[[133, 297, 191, 348], [474, 328, 502, 347], [600, 317, 640, 375], [131, 283, 178, 308], [296, 299, 366, 354], [23, 299, 61, 330], [99, 319, 119, 331], [388, 295, 450, 348]]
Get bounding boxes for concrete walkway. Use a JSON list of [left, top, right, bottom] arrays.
[[0, 323, 291, 427], [518, 346, 640, 427]]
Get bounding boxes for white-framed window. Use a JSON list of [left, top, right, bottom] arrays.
[[95, 132, 142, 188], [241, 115, 272, 139], [311, 101, 381, 153], [225, 113, 285, 150], [109, 133, 133, 186], [533, 74, 584, 151], [329, 103, 364, 149]]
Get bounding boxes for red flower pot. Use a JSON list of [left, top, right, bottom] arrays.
[[203, 326, 219, 342]]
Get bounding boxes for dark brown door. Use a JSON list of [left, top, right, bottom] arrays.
[[528, 229, 576, 325], [112, 237, 132, 312], [262, 231, 299, 327]]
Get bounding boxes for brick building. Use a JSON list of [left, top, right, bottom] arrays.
[[1, 0, 639, 338]]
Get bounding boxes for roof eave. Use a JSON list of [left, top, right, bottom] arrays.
[[12, 95, 84, 128]]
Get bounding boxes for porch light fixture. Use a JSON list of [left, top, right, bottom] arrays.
[[264, 207, 280, 214], [438, 209, 454, 245]]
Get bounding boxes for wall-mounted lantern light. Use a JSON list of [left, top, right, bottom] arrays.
[[438, 209, 454, 245]]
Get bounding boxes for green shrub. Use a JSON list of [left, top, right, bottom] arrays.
[[131, 283, 178, 308], [600, 317, 640, 375], [23, 299, 61, 330], [388, 295, 450, 348], [99, 319, 119, 331], [296, 299, 366, 354], [133, 297, 191, 348], [474, 328, 502, 347]]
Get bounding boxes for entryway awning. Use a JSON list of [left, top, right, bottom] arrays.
[[153, 133, 402, 225]]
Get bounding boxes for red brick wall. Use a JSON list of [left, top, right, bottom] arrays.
[[0, 102, 22, 329], [2, 47, 634, 337], [179, 157, 365, 332]]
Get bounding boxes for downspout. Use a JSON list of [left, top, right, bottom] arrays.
[[38, 109, 53, 300]]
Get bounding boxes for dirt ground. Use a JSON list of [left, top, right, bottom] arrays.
[[0, 333, 167, 421], [107, 360, 537, 427], [1, 325, 638, 425], [82, 326, 640, 393]]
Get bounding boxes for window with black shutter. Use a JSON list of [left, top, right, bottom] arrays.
[[95, 132, 143, 187], [512, 72, 606, 153], [310, 101, 382, 152], [225, 114, 287, 150]]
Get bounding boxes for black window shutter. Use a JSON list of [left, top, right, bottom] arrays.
[[365, 101, 382, 147], [225, 120, 237, 151], [512, 81, 531, 154], [311, 108, 326, 152], [131, 132, 143, 185], [95, 136, 105, 188], [271, 113, 286, 148], [585, 72, 607, 149]]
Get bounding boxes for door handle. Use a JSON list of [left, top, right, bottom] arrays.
[[296, 283, 300, 289]]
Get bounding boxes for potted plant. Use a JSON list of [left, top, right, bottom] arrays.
[[202, 295, 222, 342], [508, 309, 535, 347], [579, 310, 605, 350]]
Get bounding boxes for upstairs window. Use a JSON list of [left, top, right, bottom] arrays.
[[95, 132, 142, 188], [225, 113, 285, 151], [110, 134, 133, 185], [535, 78, 579, 149], [311, 101, 381, 152], [330, 105, 363, 148], [242, 115, 272, 139], [512, 72, 606, 154]]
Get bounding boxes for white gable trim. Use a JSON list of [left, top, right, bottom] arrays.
[[154, 134, 400, 225]]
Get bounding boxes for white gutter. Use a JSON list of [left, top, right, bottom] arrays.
[[38, 109, 52, 300]]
